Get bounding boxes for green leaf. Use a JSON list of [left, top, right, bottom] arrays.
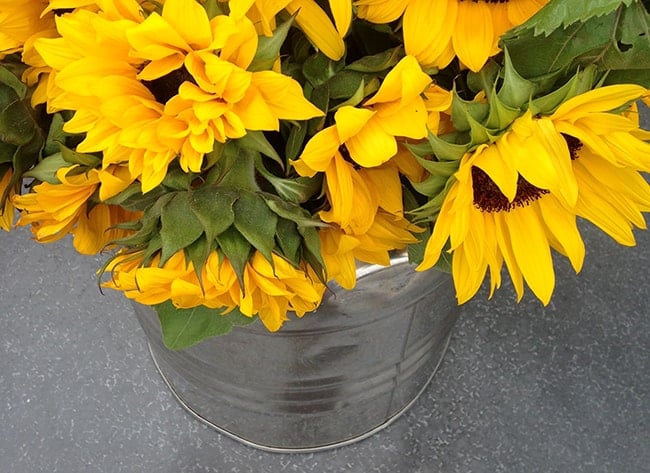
[[189, 186, 237, 243], [503, 0, 636, 38], [249, 16, 294, 72], [0, 100, 35, 145], [502, 2, 650, 83], [326, 70, 364, 100], [232, 191, 278, 262], [0, 141, 15, 164], [154, 301, 257, 350], [0, 65, 27, 98], [285, 122, 309, 161], [346, 46, 403, 73], [160, 193, 205, 264], [303, 52, 345, 88]]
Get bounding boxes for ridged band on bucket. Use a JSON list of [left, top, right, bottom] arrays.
[[134, 254, 458, 452]]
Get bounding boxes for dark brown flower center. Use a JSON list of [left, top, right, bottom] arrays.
[[563, 134, 583, 160], [142, 65, 196, 104], [472, 167, 549, 213]]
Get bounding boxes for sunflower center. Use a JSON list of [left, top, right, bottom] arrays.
[[141, 65, 196, 104], [472, 167, 549, 213], [563, 134, 583, 160]]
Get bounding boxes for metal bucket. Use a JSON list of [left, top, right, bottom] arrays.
[[133, 254, 458, 452]]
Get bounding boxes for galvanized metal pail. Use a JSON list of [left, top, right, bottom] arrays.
[[133, 254, 458, 452]]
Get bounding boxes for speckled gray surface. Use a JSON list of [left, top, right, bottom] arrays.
[[2, 208, 650, 472]]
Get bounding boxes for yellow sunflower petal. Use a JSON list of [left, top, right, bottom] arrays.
[[505, 206, 555, 305], [452, 0, 494, 72], [285, 0, 345, 60]]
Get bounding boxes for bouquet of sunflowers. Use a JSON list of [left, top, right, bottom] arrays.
[[2, 0, 650, 349]]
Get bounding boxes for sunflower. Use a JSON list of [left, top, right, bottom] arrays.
[[105, 249, 327, 331], [417, 84, 650, 305], [355, 0, 549, 72], [12, 165, 141, 254], [550, 85, 650, 246], [225, 0, 351, 60], [0, 1, 51, 58], [0, 168, 16, 231], [292, 54, 431, 176], [35, 0, 323, 193]]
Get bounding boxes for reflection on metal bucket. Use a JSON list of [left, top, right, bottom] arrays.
[[134, 254, 458, 452]]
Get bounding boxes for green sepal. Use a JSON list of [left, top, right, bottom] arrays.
[[425, 131, 470, 162], [216, 226, 252, 287], [161, 165, 194, 190], [154, 301, 258, 351], [410, 173, 450, 199], [329, 77, 367, 110], [262, 194, 327, 228], [529, 65, 597, 115], [466, 60, 500, 96], [450, 89, 489, 133], [406, 224, 431, 266], [22, 152, 69, 184], [255, 155, 322, 203], [275, 218, 302, 265], [43, 113, 68, 156], [303, 51, 345, 88], [185, 234, 210, 279], [189, 186, 237, 244], [249, 16, 294, 72], [497, 49, 538, 109], [466, 114, 491, 145], [237, 131, 283, 168], [297, 225, 326, 284], [160, 193, 204, 264], [59, 143, 101, 168], [485, 88, 522, 131], [142, 233, 163, 266], [232, 190, 278, 263]]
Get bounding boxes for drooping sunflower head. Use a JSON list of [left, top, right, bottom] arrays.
[[412, 62, 650, 306]]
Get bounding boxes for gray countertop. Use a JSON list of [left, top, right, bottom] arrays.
[[1, 210, 649, 472]]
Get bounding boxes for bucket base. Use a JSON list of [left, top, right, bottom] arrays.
[[146, 331, 453, 453]]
